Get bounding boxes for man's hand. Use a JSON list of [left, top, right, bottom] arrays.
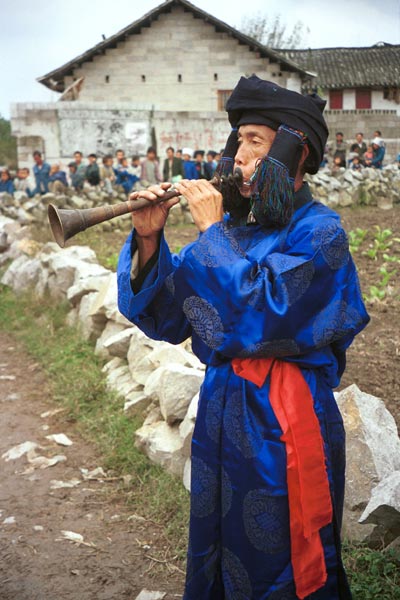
[[130, 182, 179, 269], [130, 182, 179, 238], [174, 179, 223, 232]]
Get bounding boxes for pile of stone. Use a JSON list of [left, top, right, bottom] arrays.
[[307, 163, 400, 210], [1, 216, 399, 548]]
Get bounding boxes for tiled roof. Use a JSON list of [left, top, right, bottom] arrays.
[[280, 43, 400, 89], [38, 0, 311, 92]]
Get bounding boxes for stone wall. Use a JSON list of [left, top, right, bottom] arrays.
[[1, 208, 399, 547]]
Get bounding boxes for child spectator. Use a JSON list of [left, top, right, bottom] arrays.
[[86, 153, 100, 186], [351, 156, 362, 170], [193, 150, 213, 180], [73, 151, 87, 189], [181, 147, 197, 179], [0, 169, 15, 194], [32, 150, 51, 195], [370, 137, 385, 169], [48, 164, 68, 194], [68, 162, 83, 191], [115, 157, 139, 194], [130, 155, 142, 179], [141, 146, 162, 186], [99, 154, 116, 195], [14, 168, 34, 197], [206, 150, 218, 175], [364, 144, 374, 166], [333, 132, 346, 167], [115, 149, 125, 169]]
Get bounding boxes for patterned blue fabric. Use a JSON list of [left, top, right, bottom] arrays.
[[117, 183, 369, 599]]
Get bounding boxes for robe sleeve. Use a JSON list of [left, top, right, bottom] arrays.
[[173, 217, 369, 358], [117, 230, 192, 344]]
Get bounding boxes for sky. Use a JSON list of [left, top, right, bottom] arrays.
[[1, 0, 399, 119]]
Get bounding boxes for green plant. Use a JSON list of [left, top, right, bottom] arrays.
[[348, 228, 368, 253], [343, 542, 400, 599]]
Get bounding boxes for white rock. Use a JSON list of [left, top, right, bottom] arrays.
[[105, 364, 141, 397], [159, 365, 203, 424], [67, 273, 111, 306], [45, 433, 73, 447], [94, 320, 127, 358], [135, 420, 186, 476], [183, 457, 191, 491], [1, 255, 41, 292], [103, 327, 138, 358], [146, 344, 204, 371], [359, 471, 400, 545], [2, 441, 39, 461], [134, 591, 166, 600], [102, 356, 125, 374], [77, 292, 106, 341], [124, 392, 151, 415], [337, 384, 400, 543]]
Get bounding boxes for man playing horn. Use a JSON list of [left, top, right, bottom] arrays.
[[117, 75, 369, 599]]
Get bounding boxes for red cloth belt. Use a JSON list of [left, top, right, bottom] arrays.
[[232, 357, 333, 599]]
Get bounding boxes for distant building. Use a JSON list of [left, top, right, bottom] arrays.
[[281, 44, 400, 157], [11, 0, 313, 166], [10, 0, 400, 166]]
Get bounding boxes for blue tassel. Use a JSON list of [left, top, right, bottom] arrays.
[[250, 156, 295, 228]]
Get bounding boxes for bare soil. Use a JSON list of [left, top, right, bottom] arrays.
[[0, 332, 185, 600]]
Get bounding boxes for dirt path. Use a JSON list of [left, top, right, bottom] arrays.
[[0, 332, 185, 600]]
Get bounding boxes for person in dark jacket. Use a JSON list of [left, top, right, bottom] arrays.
[[163, 146, 184, 182], [86, 154, 100, 186], [194, 150, 213, 180]]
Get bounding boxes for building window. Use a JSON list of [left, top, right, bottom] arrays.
[[218, 90, 233, 111], [105, 75, 110, 83], [356, 88, 371, 109], [329, 89, 343, 109], [141, 75, 146, 82], [178, 74, 182, 82]]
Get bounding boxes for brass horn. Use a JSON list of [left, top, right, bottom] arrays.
[[48, 169, 243, 248]]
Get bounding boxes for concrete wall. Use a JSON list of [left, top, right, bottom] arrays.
[[10, 102, 231, 168], [63, 6, 301, 110]]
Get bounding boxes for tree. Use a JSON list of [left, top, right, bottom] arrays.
[[0, 115, 17, 169], [240, 12, 309, 49]]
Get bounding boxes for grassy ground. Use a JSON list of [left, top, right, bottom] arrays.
[[0, 281, 399, 598]]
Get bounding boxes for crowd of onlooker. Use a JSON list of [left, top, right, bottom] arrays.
[[0, 146, 223, 197], [1, 132, 399, 198], [322, 130, 394, 172]]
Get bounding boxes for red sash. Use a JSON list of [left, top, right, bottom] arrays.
[[232, 357, 333, 599]]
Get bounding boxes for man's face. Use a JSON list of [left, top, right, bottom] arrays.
[[234, 124, 277, 197], [336, 134, 343, 142], [167, 149, 174, 159], [116, 151, 124, 162], [147, 151, 156, 160], [194, 153, 203, 163], [33, 154, 42, 165], [88, 156, 96, 164], [74, 153, 82, 164], [1, 171, 8, 181], [356, 134, 363, 144]]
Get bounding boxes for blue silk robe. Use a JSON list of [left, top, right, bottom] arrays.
[[117, 183, 369, 599]]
